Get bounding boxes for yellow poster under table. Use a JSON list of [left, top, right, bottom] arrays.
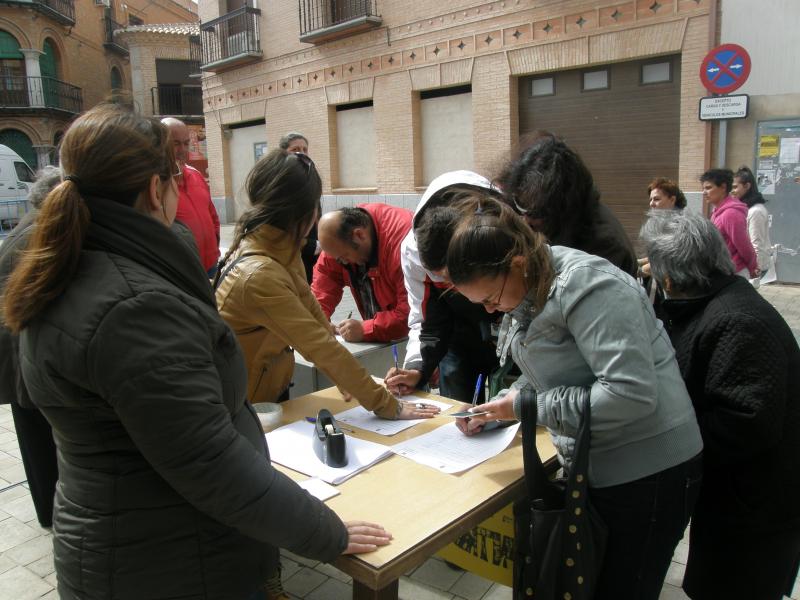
[[436, 502, 515, 586]]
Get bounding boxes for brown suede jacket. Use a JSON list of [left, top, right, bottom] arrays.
[[216, 224, 399, 418]]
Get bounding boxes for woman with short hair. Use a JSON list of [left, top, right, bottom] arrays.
[[700, 168, 757, 278], [648, 177, 687, 210], [642, 210, 800, 600]]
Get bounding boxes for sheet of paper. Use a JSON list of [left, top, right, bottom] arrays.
[[265, 420, 393, 485], [298, 477, 340, 502], [334, 397, 453, 436], [391, 421, 520, 474], [335, 334, 346, 344]]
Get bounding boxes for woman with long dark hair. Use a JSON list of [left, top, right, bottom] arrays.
[[214, 148, 438, 420], [496, 132, 638, 276], [447, 195, 703, 600], [2, 104, 390, 600], [732, 165, 772, 279]]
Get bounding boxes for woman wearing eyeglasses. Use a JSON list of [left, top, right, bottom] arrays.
[[448, 195, 704, 600], [215, 149, 438, 421], [2, 105, 391, 600]]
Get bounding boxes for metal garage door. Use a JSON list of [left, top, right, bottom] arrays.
[[519, 56, 681, 248]]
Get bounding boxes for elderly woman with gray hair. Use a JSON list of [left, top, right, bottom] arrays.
[[641, 210, 800, 600]]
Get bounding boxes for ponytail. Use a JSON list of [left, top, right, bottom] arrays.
[[2, 179, 89, 333]]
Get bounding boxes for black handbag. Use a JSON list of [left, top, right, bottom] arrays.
[[513, 394, 608, 600]]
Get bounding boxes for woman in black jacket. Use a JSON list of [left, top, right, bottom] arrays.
[[641, 210, 800, 600], [1, 103, 389, 600], [496, 132, 638, 276]]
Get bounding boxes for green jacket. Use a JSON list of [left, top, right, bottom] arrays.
[[18, 197, 347, 599]]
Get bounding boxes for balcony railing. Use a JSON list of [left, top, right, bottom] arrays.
[[32, 0, 75, 25], [188, 34, 202, 78], [200, 6, 262, 73], [151, 84, 202, 117], [104, 15, 129, 56], [299, 0, 381, 44], [0, 75, 83, 115]]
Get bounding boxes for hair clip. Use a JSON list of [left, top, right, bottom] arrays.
[[475, 203, 483, 215]]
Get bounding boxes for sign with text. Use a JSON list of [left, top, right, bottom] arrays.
[[700, 43, 751, 94], [699, 94, 749, 121]]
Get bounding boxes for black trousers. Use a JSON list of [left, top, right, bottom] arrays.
[[9, 402, 58, 528], [589, 453, 703, 600]]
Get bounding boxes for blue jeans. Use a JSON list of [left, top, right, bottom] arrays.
[[589, 453, 703, 600]]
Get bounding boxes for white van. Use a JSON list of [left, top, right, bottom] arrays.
[[0, 144, 34, 232]]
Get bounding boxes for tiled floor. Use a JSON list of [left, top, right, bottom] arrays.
[[1, 233, 799, 599]]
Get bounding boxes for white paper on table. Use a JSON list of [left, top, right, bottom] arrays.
[[334, 397, 453, 436], [265, 420, 393, 485], [298, 477, 340, 502], [335, 334, 346, 344], [391, 421, 520, 474]]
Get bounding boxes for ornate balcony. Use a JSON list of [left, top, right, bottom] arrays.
[[104, 15, 129, 56], [299, 0, 381, 44], [0, 75, 83, 116], [0, 0, 76, 26], [200, 6, 262, 73], [151, 84, 202, 117]]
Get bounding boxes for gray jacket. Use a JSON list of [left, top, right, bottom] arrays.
[[18, 199, 347, 600], [500, 246, 702, 487]]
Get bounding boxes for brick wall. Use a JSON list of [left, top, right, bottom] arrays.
[[199, 0, 716, 221], [0, 1, 196, 163]]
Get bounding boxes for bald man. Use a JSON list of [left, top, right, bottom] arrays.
[[162, 118, 220, 276], [312, 204, 412, 342]]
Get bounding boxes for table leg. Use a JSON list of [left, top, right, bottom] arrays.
[[352, 578, 398, 600]]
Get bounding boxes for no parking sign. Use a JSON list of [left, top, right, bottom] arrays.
[[700, 43, 751, 94]]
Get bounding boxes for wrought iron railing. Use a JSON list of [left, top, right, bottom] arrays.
[[188, 34, 202, 77], [200, 6, 261, 68], [151, 84, 203, 116], [0, 76, 83, 114], [299, 0, 378, 36], [104, 15, 129, 54], [30, 0, 75, 24]]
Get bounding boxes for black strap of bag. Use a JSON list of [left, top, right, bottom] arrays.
[[515, 393, 607, 600]]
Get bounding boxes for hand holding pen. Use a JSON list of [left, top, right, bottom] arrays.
[[337, 310, 365, 342]]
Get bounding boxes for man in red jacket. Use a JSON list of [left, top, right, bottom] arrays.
[[313, 204, 412, 342], [162, 118, 220, 277]]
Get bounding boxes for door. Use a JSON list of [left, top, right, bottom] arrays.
[[228, 122, 266, 220], [0, 129, 36, 170], [755, 119, 800, 283], [40, 39, 59, 107]]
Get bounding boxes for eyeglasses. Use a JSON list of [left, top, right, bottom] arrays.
[[481, 270, 509, 309]]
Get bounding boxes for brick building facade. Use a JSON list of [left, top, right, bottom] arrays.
[[197, 0, 798, 241], [0, 0, 197, 169]]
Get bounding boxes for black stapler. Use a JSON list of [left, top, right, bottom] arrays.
[[312, 409, 348, 468]]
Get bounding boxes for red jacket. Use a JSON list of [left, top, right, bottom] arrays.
[[312, 203, 412, 342], [176, 165, 220, 271]]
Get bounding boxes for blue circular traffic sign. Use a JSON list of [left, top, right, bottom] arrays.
[[700, 44, 751, 94]]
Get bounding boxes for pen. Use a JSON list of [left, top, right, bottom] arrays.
[[346, 310, 353, 319], [305, 416, 355, 433], [471, 373, 485, 408], [391, 344, 399, 371]]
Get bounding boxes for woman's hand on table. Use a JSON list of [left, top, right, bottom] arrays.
[[396, 400, 440, 420], [342, 521, 393, 554], [455, 390, 518, 436], [384, 368, 422, 396]]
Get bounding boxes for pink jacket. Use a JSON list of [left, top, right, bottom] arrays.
[[176, 165, 220, 271], [711, 195, 757, 276]]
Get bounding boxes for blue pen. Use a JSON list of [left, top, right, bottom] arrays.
[[391, 344, 399, 371], [471, 373, 485, 408]]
